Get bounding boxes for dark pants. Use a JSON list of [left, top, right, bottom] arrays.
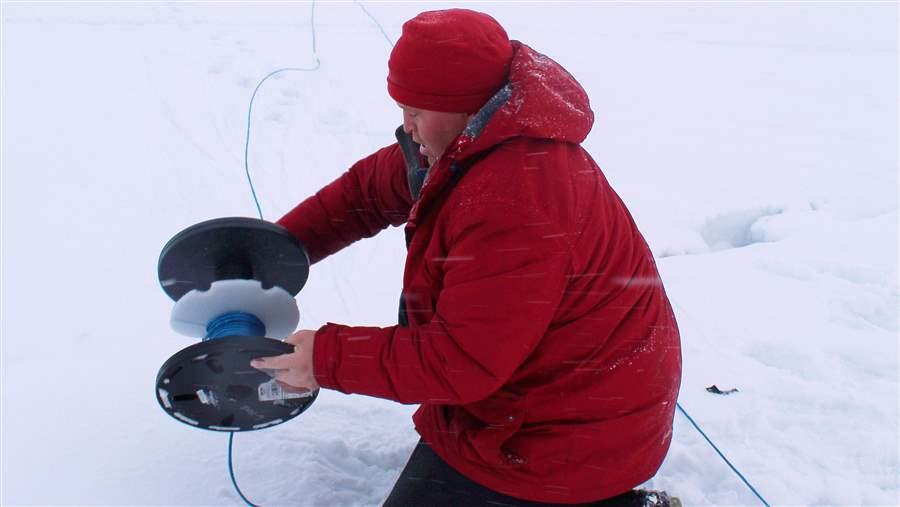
[[383, 440, 655, 507]]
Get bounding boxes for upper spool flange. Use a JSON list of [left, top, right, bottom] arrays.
[[158, 217, 309, 302]]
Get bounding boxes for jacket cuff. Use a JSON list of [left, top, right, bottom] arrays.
[[312, 323, 345, 392]]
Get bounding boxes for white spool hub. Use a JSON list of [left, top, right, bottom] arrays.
[[170, 279, 299, 339]]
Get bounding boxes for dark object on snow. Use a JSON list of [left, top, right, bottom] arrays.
[[155, 217, 316, 431], [640, 490, 682, 507], [384, 439, 681, 507], [706, 384, 739, 395]]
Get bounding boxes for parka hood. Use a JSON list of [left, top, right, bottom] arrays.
[[450, 41, 595, 160]]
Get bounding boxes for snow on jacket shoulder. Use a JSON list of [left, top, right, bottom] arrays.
[[278, 41, 682, 503]]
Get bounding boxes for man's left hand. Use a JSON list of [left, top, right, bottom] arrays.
[[250, 329, 321, 393]]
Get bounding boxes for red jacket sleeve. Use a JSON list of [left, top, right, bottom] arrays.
[[277, 144, 412, 263], [311, 206, 572, 405]]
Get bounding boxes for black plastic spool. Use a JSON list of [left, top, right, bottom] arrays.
[[156, 217, 316, 431]]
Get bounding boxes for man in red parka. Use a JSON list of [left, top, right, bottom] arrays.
[[251, 8, 682, 506]]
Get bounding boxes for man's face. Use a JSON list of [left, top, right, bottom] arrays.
[[398, 103, 471, 166]]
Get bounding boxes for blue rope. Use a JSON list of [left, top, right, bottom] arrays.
[[676, 403, 771, 506], [233, 2, 321, 501], [243, 1, 392, 219], [205, 311, 266, 341], [243, 4, 321, 220], [244, 60, 321, 220], [229, 432, 260, 507], [353, 0, 395, 47]]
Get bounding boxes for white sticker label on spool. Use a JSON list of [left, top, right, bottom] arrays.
[[258, 378, 312, 401]]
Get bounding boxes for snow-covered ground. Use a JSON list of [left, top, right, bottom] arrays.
[[1, 2, 897, 505]]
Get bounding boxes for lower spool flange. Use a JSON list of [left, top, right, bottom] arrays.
[[156, 336, 317, 431]]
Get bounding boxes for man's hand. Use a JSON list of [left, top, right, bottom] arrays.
[[250, 329, 321, 393]]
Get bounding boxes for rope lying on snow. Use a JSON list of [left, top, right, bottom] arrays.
[[676, 403, 770, 506]]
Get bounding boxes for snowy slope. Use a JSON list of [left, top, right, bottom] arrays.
[[1, 2, 897, 505]]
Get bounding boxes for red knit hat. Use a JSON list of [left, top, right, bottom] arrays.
[[387, 9, 513, 113]]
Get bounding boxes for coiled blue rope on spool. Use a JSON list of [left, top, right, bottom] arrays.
[[205, 311, 266, 341]]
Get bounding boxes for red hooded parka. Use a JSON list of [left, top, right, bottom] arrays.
[[278, 41, 682, 504]]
